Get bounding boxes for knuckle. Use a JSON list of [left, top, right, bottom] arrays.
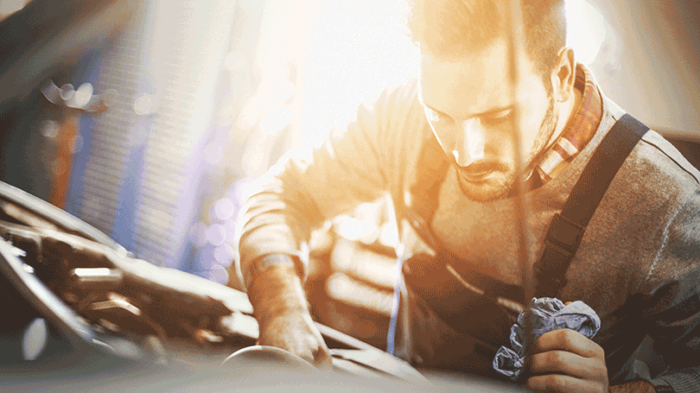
[[561, 329, 576, 345], [546, 350, 566, 369], [595, 343, 606, 358], [556, 329, 576, 347]]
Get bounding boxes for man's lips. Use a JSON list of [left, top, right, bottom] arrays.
[[454, 161, 506, 184], [460, 170, 495, 183]]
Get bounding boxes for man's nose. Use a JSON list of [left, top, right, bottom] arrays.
[[452, 118, 485, 167]]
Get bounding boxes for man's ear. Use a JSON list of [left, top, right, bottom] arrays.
[[551, 47, 576, 103]]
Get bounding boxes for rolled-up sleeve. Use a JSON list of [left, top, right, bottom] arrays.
[[234, 80, 422, 290]]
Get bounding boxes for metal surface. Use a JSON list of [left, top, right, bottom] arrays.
[[0, 178, 529, 391], [0, 180, 122, 248]]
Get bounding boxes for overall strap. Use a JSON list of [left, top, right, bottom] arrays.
[[533, 114, 650, 297]]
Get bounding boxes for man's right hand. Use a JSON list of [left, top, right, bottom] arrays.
[[247, 263, 332, 369]]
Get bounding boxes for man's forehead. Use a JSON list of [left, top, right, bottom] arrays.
[[418, 41, 512, 118]]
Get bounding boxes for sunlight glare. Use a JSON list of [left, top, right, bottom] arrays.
[[299, 0, 420, 150], [566, 0, 607, 66]]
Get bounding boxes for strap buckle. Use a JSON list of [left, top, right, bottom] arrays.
[[534, 214, 585, 296], [545, 213, 584, 256]]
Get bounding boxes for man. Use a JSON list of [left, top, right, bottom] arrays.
[[233, 1, 700, 392]]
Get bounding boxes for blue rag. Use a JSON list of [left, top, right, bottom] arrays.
[[492, 297, 601, 381]]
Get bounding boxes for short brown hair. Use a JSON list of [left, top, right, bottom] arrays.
[[405, 0, 566, 79]]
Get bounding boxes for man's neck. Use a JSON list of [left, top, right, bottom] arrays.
[[557, 87, 583, 140], [524, 85, 583, 184], [539, 85, 582, 155]]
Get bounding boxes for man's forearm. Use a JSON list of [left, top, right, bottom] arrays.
[[246, 254, 298, 292], [246, 257, 309, 325], [245, 256, 332, 366]]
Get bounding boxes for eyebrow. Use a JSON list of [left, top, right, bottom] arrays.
[[417, 85, 513, 118], [420, 98, 514, 119], [473, 105, 514, 117]]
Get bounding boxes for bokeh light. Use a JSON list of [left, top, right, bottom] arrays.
[[22, 318, 47, 361], [205, 224, 226, 246], [213, 198, 236, 221]]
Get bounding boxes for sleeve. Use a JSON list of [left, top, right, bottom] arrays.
[[639, 189, 700, 393], [234, 80, 421, 290]]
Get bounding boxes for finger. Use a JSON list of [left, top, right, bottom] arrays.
[[312, 344, 333, 370], [524, 349, 607, 381], [525, 373, 605, 393], [309, 325, 332, 369], [529, 329, 604, 359], [267, 336, 317, 365], [296, 346, 318, 365], [298, 334, 324, 365], [302, 322, 332, 369], [281, 332, 330, 368]]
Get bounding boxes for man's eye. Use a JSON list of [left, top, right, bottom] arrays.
[[483, 111, 512, 124]]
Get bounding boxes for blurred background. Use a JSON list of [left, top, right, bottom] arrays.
[[0, 0, 698, 349]]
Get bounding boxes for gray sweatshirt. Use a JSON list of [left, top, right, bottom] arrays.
[[235, 78, 700, 391]]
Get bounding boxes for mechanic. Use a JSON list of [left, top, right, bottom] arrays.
[[233, 1, 700, 392]]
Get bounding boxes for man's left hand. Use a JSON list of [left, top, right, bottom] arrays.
[[523, 329, 608, 393]]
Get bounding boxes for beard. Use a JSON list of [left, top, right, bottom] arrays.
[[455, 93, 558, 203]]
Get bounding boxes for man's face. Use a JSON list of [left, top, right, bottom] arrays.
[[419, 38, 559, 202]]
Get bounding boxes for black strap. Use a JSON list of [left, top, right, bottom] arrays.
[[406, 114, 650, 299], [533, 114, 650, 297]]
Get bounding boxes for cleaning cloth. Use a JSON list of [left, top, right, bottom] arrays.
[[493, 297, 601, 381]]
